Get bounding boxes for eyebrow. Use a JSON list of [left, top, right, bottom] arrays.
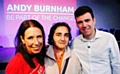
[[84, 19, 90, 22], [56, 32, 61, 34], [55, 32, 69, 35], [77, 18, 91, 24]]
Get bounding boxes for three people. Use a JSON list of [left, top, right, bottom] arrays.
[[6, 6, 120, 74], [70, 6, 120, 74], [45, 22, 82, 74], [6, 20, 46, 74]]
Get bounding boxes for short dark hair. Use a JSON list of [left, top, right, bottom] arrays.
[[74, 6, 94, 19], [48, 22, 72, 45], [14, 19, 46, 68]]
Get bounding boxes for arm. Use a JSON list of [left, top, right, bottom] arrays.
[[6, 65, 23, 74], [110, 35, 120, 74]]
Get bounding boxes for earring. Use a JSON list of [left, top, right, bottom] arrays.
[[22, 42, 25, 45]]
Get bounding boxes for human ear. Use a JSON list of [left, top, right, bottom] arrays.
[[93, 18, 96, 25], [20, 36, 25, 44]]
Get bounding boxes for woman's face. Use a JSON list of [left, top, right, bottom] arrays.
[[21, 27, 43, 54], [53, 26, 69, 50]]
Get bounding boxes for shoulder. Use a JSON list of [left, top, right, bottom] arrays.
[[8, 53, 24, 63], [98, 30, 113, 36], [67, 50, 81, 69], [70, 51, 79, 59], [74, 35, 82, 40], [6, 52, 26, 70], [68, 48, 79, 62], [97, 30, 115, 39], [71, 35, 82, 44]]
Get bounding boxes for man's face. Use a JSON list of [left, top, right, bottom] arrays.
[[53, 26, 69, 50], [76, 12, 96, 39]]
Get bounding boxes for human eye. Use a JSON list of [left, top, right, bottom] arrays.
[[65, 33, 69, 37], [56, 33, 61, 36], [37, 35, 43, 38], [27, 36, 33, 40], [77, 21, 82, 25], [85, 19, 90, 22]]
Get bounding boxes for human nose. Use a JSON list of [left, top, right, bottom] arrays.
[[61, 35, 65, 41], [33, 38, 39, 45], [82, 22, 87, 27]]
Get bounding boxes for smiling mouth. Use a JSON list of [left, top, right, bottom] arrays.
[[83, 28, 89, 32], [59, 41, 66, 44], [33, 47, 40, 50]]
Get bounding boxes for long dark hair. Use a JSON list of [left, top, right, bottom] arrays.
[[14, 19, 46, 68]]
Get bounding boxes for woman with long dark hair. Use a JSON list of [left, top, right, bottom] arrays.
[[6, 19, 46, 74]]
